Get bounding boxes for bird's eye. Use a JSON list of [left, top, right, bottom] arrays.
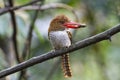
[[59, 21, 64, 24]]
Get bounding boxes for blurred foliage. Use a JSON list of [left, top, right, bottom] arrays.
[[0, 0, 120, 80]]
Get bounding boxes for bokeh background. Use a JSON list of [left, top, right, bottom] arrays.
[[0, 0, 120, 80]]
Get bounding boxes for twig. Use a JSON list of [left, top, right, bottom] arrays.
[[18, 70, 27, 80], [0, 0, 43, 15], [0, 24, 120, 78], [7, 0, 20, 63], [22, 10, 39, 61], [19, 3, 79, 22]]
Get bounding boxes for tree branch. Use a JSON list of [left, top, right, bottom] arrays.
[[7, 0, 20, 63], [0, 0, 43, 15], [0, 24, 120, 78]]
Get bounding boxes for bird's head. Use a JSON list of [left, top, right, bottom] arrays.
[[49, 15, 86, 32]]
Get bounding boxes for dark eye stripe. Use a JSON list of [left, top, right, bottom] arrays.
[[59, 21, 65, 24]]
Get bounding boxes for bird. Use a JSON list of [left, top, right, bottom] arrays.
[[48, 15, 85, 78]]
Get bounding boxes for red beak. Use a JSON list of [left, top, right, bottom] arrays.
[[63, 22, 86, 29]]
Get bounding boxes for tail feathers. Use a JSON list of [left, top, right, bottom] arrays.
[[61, 54, 72, 78]]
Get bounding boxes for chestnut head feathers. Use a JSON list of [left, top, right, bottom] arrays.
[[49, 15, 70, 32]]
